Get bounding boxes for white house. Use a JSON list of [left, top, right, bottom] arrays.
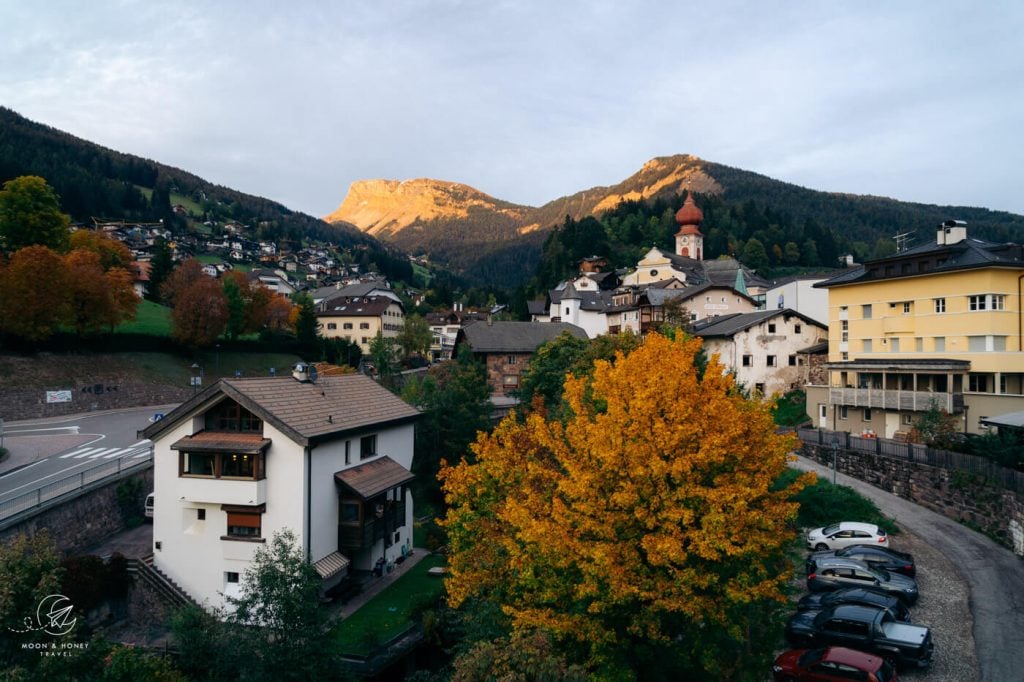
[[764, 274, 836, 326], [142, 365, 421, 610], [694, 309, 828, 397]]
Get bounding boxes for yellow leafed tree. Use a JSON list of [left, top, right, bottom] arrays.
[[440, 332, 813, 677]]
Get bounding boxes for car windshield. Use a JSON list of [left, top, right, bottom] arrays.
[[871, 567, 890, 580], [797, 648, 825, 667], [821, 524, 841, 535]]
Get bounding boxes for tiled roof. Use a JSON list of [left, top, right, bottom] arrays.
[[457, 321, 588, 353], [143, 373, 421, 446], [693, 308, 825, 338], [316, 295, 397, 317], [334, 455, 415, 500], [170, 431, 271, 453]]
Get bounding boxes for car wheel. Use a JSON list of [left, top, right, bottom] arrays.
[[815, 543, 829, 551]]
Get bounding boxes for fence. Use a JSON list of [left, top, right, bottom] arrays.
[[796, 428, 1024, 494], [0, 445, 153, 526]]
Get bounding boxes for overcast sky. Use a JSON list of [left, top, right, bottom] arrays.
[[2, 1, 1022, 217]]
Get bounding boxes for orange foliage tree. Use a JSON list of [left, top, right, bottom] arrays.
[[63, 249, 137, 335], [440, 332, 812, 678], [0, 245, 70, 342], [170, 277, 228, 348], [68, 230, 132, 270]]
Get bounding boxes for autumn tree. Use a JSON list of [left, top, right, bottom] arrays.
[[441, 333, 812, 678], [221, 270, 272, 339], [0, 175, 70, 253], [170, 276, 228, 348], [0, 245, 70, 342], [264, 294, 295, 335], [63, 249, 137, 335], [160, 258, 205, 308], [68, 229, 132, 270]]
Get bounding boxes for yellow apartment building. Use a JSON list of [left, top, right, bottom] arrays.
[[805, 222, 1024, 438]]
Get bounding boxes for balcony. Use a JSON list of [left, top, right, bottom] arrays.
[[338, 500, 407, 551], [177, 477, 267, 506], [828, 387, 964, 413]]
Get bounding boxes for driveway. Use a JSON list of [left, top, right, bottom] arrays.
[[792, 455, 1024, 682]]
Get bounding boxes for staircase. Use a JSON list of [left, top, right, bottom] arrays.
[[127, 554, 199, 610]]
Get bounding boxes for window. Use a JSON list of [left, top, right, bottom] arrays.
[[969, 374, 989, 392], [995, 336, 1007, 351], [968, 336, 986, 351], [969, 295, 986, 311], [891, 338, 900, 352], [993, 294, 1006, 310], [360, 434, 377, 460], [506, 355, 517, 365], [916, 337, 923, 352], [840, 406, 848, 420], [649, 269, 658, 277], [565, 307, 570, 315], [934, 298, 945, 313], [340, 500, 360, 524], [183, 452, 215, 477], [359, 322, 370, 329], [742, 355, 753, 367], [841, 351, 849, 361], [502, 374, 519, 388], [788, 355, 798, 366], [221, 453, 255, 478], [767, 323, 777, 333], [863, 408, 872, 421], [841, 320, 849, 342], [794, 324, 802, 334], [226, 511, 262, 539], [205, 400, 262, 432], [225, 572, 239, 584], [362, 337, 369, 345], [767, 355, 777, 367], [754, 383, 765, 394], [344, 440, 351, 466], [197, 508, 206, 521], [327, 322, 337, 330], [862, 304, 872, 319], [902, 301, 911, 314], [934, 336, 945, 351], [343, 322, 353, 330], [862, 339, 872, 352], [902, 414, 913, 426]]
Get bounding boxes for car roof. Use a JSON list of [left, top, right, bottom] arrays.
[[837, 522, 880, 532], [822, 646, 885, 670], [829, 604, 884, 620], [813, 557, 874, 570], [826, 587, 897, 605]]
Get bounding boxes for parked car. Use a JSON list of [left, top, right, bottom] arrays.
[[785, 604, 933, 669], [144, 492, 154, 520], [807, 557, 919, 605], [807, 522, 889, 551], [797, 587, 912, 623], [772, 646, 900, 681], [807, 545, 916, 577]]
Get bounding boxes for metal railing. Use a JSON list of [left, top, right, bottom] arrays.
[[0, 445, 153, 525], [796, 428, 1024, 494]]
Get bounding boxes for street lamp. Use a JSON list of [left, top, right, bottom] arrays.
[[191, 363, 203, 394]]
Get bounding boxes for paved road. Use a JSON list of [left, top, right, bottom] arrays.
[[793, 455, 1024, 682], [0, 406, 171, 513]]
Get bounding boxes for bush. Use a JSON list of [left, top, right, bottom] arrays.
[[776, 468, 899, 535]]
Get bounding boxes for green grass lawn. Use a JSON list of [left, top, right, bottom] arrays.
[[115, 300, 173, 336], [170, 192, 204, 216], [330, 553, 446, 657]]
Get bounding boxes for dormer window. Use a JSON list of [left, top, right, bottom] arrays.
[[205, 399, 262, 433]]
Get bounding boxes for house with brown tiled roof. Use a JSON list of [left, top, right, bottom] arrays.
[[141, 364, 421, 610], [317, 295, 405, 355]]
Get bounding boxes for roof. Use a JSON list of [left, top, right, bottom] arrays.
[[527, 299, 548, 316], [456, 321, 588, 353], [815, 238, 1024, 288], [979, 411, 1024, 430], [313, 551, 350, 579], [640, 281, 757, 307], [334, 456, 415, 499], [317, 295, 399, 318], [823, 358, 970, 372], [142, 374, 421, 447], [170, 431, 271, 454], [797, 341, 829, 354], [693, 309, 826, 338]]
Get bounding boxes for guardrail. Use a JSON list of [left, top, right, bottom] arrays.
[[0, 445, 153, 525]]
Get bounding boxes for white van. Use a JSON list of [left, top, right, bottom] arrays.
[[144, 492, 154, 520]]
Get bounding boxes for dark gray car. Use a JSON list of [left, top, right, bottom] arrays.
[[807, 556, 919, 605]]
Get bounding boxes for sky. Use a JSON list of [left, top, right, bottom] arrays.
[[2, 1, 1023, 218]]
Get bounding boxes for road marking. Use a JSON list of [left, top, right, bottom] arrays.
[[73, 448, 110, 459], [60, 447, 102, 459], [90, 448, 123, 459], [101, 448, 134, 459], [3, 426, 81, 436]]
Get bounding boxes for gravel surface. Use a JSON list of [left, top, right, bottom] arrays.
[[888, 530, 978, 681]]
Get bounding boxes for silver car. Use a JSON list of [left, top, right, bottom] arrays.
[[806, 522, 888, 551], [807, 557, 919, 605]]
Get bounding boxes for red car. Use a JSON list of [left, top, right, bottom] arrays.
[[772, 646, 898, 681]]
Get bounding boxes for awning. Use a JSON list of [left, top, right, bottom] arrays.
[[314, 551, 350, 580], [980, 411, 1024, 430], [334, 456, 415, 500], [171, 431, 271, 454]]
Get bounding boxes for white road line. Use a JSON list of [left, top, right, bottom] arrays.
[[3, 426, 81, 435], [72, 448, 108, 459], [102, 448, 134, 458], [60, 447, 101, 459], [89, 448, 123, 459]]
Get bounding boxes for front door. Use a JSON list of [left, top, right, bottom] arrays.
[[819, 404, 828, 429]]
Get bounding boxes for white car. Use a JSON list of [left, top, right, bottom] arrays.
[[806, 522, 888, 551], [144, 492, 154, 520]]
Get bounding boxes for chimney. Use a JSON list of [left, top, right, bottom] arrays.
[[937, 220, 967, 246], [292, 362, 317, 382]]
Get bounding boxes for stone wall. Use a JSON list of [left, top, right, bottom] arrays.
[[0, 383, 190, 421], [0, 468, 153, 556], [802, 443, 1024, 556]]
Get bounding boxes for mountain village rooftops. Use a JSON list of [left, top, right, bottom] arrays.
[[692, 308, 824, 338], [316, 295, 399, 317], [456, 321, 588, 353]]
